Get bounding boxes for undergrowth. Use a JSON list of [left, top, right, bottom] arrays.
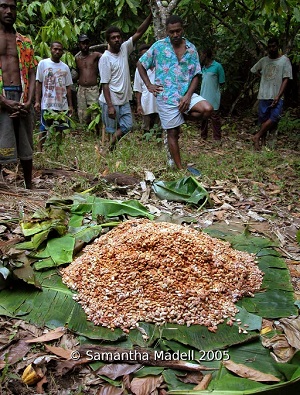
[[32, 110, 300, 205]]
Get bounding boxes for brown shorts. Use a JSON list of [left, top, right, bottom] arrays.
[[0, 91, 33, 163]]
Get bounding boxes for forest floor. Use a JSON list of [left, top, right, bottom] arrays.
[[0, 111, 299, 394]]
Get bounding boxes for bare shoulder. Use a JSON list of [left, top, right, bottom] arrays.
[[92, 51, 103, 60]]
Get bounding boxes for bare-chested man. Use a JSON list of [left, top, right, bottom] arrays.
[[0, 0, 36, 189], [75, 34, 102, 126]]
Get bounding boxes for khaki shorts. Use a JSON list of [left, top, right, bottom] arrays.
[[0, 90, 33, 163], [77, 85, 99, 124]]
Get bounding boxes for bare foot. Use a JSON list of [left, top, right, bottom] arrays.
[[251, 135, 261, 151]]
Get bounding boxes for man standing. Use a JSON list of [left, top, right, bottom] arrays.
[[251, 37, 292, 150], [200, 48, 225, 141], [133, 43, 161, 135], [75, 34, 102, 126], [35, 41, 73, 151], [0, 0, 36, 189], [137, 15, 212, 171], [99, 14, 152, 150]]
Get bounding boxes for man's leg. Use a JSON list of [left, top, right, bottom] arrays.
[[188, 99, 213, 120], [20, 159, 32, 189], [38, 110, 48, 151], [200, 119, 209, 139], [167, 127, 183, 169], [110, 102, 133, 151], [252, 119, 274, 150], [211, 110, 222, 140], [77, 86, 88, 124], [38, 131, 47, 151], [252, 99, 282, 150], [109, 129, 123, 151]]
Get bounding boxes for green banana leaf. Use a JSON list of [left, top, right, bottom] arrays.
[[14, 194, 153, 272], [71, 195, 154, 220], [152, 177, 211, 207], [1, 217, 299, 394]]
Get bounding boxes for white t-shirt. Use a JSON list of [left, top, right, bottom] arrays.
[[36, 58, 73, 111], [133, 68, 157, 115], [251, 55, 292, 100], [99, 38, 134, 105]]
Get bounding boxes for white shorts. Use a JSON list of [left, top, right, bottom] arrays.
[[156, 93, 205, 130]]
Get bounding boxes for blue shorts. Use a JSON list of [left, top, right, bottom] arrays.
[[40, 110, 69, 132], [258, 99, 284, 124], [100, 101, 132, 134]]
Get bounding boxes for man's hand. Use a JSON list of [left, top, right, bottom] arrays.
[[136, 104, 144, 115], [1, 97, 29, 118], [178, 94, 191, 113], [271, 96, 280, 107], [68, 106, 74, 117], [34, 102, 41, 114], [108, 104, 116, 119], [146, 83, 163, 96]]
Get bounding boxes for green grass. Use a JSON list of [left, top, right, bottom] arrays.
[[32, 113, 300, 206]]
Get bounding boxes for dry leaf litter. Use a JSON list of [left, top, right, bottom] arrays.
[[61, 219, 263, 332]]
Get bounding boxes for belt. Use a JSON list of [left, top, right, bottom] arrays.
[[3, 86, 22, 92]]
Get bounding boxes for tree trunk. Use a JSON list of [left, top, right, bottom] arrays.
[[149, 0, 179, 39]]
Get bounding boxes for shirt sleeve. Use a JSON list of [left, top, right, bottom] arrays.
[[133, 69, 142, 92], [36, 61, 43, 82], [99, 55, 112, 84], [65, 68, 73, 87], [218, 63, 225, 84], [283, 57, 293, 79], [251, 58, 263, 74]]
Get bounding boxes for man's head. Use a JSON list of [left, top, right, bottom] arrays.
[[138, 43, 151, 57], [106, 26, 123, 54], [50, 41, 64, 63], [166, 15, 184, 47], [0, 0, 17, 27], [78, 34, 90, 55], [267, 37, 279, 59], [200, 48, 213, 65]]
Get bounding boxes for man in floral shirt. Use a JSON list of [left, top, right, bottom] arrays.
[[137, 15, 212, 171], [0, 0, 36, 189]]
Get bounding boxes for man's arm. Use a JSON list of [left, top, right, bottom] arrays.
[[24, 67, 36, 110], [272, 77, 289, 107], [135, 92, 143, 114], [132, 14, 152, 44], [66, 86, 73, 117], [137, 61, 162, 95], [34, 80, 42, 113], [102, 83, 116, 119]]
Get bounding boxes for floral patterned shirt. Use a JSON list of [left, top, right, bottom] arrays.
[[0, 32, 37, 103], [139, 36, 201, 106]]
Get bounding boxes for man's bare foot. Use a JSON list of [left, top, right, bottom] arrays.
[[251, 135, 261, 151]]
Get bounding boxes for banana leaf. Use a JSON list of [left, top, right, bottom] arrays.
[[0, 221, 299, 394], [152, 177, 211, 207], [14, 194, 153, 271], [71, 195, 154, 220]]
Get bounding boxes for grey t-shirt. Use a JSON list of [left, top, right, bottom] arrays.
[[251, 55, 292, 100]]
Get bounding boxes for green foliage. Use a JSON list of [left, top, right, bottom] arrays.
[[143, 123, 162, 143], [277, 110, 300, 133], [87, 103, 102, 133], [43, 110, 76, 157], [14, 0, 299, 107]]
